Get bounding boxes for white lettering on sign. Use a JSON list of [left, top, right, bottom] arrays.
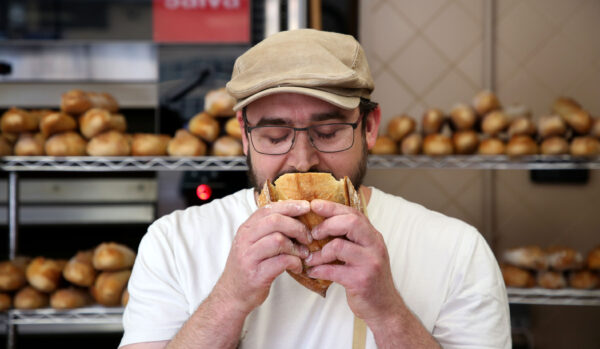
[[164, 0, 241, 10]]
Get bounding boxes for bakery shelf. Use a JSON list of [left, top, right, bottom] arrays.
[[507, 287, 600, 306], [0, 155, 599, 172], [8, 306, 123, 326]]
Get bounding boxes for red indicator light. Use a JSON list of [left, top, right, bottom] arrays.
[[196, 184, 212, 201]]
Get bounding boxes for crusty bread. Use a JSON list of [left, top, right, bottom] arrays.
[[91, 270, 131, 306], [0, 293, 10, 311], [14, 286, 49, 309], [26, 257, 67, 293], [40, 112, 77, 137], [50, 287, 92, 309], [167, 129, 207, 156], [121, 288, 129, 307], [45, 131, 87, 156], [93, 242, 136, 271], [131, 133, 170, 156], [257, 172, 362, 297], [86, 130, 131, 156], [15, 133, 46, 156], [63, 250, 97, 287], [0, 260, 27, 291], [500, 264, 535, 288], [1, 107, 41, 134]]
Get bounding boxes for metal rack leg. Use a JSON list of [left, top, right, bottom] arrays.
[[8, 171, 18, 260], [8, 322, 16, 349]]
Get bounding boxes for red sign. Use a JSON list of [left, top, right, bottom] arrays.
[[153, 0, 250, 43]]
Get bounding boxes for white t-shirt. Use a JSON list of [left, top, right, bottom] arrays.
[[120, 187, 510, 348]]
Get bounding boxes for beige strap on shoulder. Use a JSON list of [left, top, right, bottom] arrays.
[[352, 188, 369, 349]]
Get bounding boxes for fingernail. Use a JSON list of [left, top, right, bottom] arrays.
[[306, 232, 313, 244], [311, 227, 318, 240], [305, 253, 313, 263], [300, 246, 309, 258]]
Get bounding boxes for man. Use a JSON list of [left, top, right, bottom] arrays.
[[120, 29, 510, 349]]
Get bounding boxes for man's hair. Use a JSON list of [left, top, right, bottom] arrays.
[[359, 98, 379, 131]]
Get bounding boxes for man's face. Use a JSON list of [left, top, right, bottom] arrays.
[[237, 93, 380, 192]]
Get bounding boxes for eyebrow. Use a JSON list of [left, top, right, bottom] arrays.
[[254, 111, 349, 127]]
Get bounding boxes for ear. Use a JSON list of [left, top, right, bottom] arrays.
[[236, 110, 249, 155], [364, 106, 381, 150]]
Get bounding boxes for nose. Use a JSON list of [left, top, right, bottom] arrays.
[[287, 130, 319, 172]]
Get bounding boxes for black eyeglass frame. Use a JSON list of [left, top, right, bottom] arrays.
[[242, 107, 363, 155]]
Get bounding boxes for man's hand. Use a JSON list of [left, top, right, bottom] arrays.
[[212, 199, 313, 315]]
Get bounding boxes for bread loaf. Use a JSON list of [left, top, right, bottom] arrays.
[[546, 246, 583, 271], [91, 270, 131, 306], [131, 134, 171, 156], [121, 288, 129, 307], [570, 136, 600, 156], [45, 131, 87, 156], [205, 87, 236, 117], [63, 250, 97, 287], [167, 129, 207, 156], [212, 136, 243, 156], [86, 131, 131, 156], [501, 265, 535, 288], [40, 112, 77, 137], [422, 108, 445, 135], [538, 115, 567, 139], [370, 136, 397, 155], [0, 260, 27, 291], [26, 257, 66, 293], [472, 90, 501, 116], [481, 111, 509, 136], [189, 113, 220, 142], [14, 286, 49, 309], [400, 133, 422, 155], [50, 287, 92, 309], [387, 115, 416, 142], [93, 242, 136, 271], [423, 134, 453, 156], [537, 271, 566, 289], [478, 138, 505, 155], [0, 135, 12, 156], [450, 104, 476, 131], [0, 293, 10, 311], [587, 246, 600, 270], [568, 270, 599, 290], [506, 135, 538, 156], [1, 107, 40, 133], [61, 90, 118, 114], [540, 137, 569, 155], [452, 130, 479, 155], [508, 117, 536, 138], [15, 133, 46, 156], [503, 246, 547, 270], [225, 117, 242, 139]]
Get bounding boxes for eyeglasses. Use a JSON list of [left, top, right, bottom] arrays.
[[243, 109, 362, 155]]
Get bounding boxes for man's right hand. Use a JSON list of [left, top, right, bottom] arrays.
[[212, 199, 312, 315]]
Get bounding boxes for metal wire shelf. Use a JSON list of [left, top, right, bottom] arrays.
[[507, 287, 600, 306], [8, 306, 124, 326]]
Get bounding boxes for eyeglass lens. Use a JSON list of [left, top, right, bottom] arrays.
[[250, 124, 354, 154]]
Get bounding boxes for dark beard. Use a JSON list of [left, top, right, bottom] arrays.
[[248, 136, 368, 193]]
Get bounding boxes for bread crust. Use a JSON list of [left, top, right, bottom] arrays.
[[63, 250, 97, 287], [91, 270, 131, 306], [93, 242, 136, 271]]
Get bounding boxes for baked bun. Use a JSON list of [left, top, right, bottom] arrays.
[[14, 286, 49, 309], [503, 246, 547, 270], [506, 135, 538, 156], [400, 133, 422, 155], [537, 271, 566, 289], [189, 112, 220, 142], [452, 130, 479, 154], [450, 104, 477, 131], [109, 113, 127, 133], [15, 133, 46, 156], [538, 115, 567, 139], [91, 270, 131, 306], [508, 117, 536, 138], [50, 288, 92, 309], [387, 115, 416, 142], [478, 138, 505, 155], [63, 250, 97, 287], [587, 246, 600, 270], [423, 134, 453, 156], [546, 246, 583, 271], [45, 131, 87, 156], [61, 90, 118, 115], [87, 131, 131, 156], [552, 97, 581, 119], [371, 136, 397, 155], [568, 270, 599, 290], [40, 112, 77, 137], [225, 117, 242, 139], [504, 103, 531, 121], [0, 293, 10, 311], [0, 260, 27, 291], [257, 173, 362, 297], [473, 90, 501, 116], [1, 107, 40, 133], [0, 135, 13, 156], [205, 87, 236, 117], [93, 242, 136, 271], [540, 137, 569, 155], [482, 110, 509, 136], [79, 108, 113, 139], [26, 257, 67, 293], [591, 118, 600, 139], [121, 288, 129, 307], [564, 108, 593, 135], [131, 134, 171, 156], [167, 129, 207, 156], [212, 136, 243, 156], [501, 264, 535, 288], [570, 136, 600, 156], [86, 92, 119, 113], [422, 109, 445, 135]]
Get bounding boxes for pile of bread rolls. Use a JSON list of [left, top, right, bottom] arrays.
[[501, 245, 600, 290], [0, 87, 244, 157], [371, 91, 600, 157], [0, 242, 134, 311]]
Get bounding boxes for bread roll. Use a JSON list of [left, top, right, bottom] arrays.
[[131, 133, 171, 156], [503, 246, 547, 270], [91, 270, 131, 306], [109, 113, 127, 133], [14, 286, 49, 309], [472, 90, 501, 116], [564, 108, 593, 135], [422, 108, 445, 135], [87, 131, 131, 156], [546, 246, 583, 271], [79, 108, 112, 139], [15, 133, 46, 156], [478, 138, 505, 155], [26, 257, 67, 293], [86, 92, 119, 113], [212, 136, 243, 156], [258, 173, 362, 297], [423, 134, 453, 156], [1, 107, 40, 133], [591, 118, 600, 139], [508, 117, 536, 138], [570, 136, 600, 157], [50, 288, 92, 309], [481, 111, 509, 136], [503, 103, 531, 121], [189, 113, 220, 143], [540, 137, 569, 155], [370, 136, 397, 155], [0, 293, 10, 311], [45, 131, 87, 156], [452, 130, 479, 155], [587, 246, 600, 270], [501, 265, 535, 288], [538, 114, 567, 139], [537, 271, 566, 289], [0, 135, 13, 156], [40, 112, 77, 137], [205, 87, 236, 117], [3, 132, 18, 144], [225, 117, 242, 139], [61, 90, 118, 114], [552, 97, 581, 119], [121, 288, 129, 307], [400, 133, 422, 155], [93, 242, 136, 271], [568, 270, 599, 290], [450, 103, 477, 131], [167, 129, 207, 156], [387, 115, 416, 142], [0, 260, 27, 291], [63, 250, 96, 287], [506, 135, 538, 156]]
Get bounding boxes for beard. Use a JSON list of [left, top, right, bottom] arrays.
[[248, 134, 369, 193]]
